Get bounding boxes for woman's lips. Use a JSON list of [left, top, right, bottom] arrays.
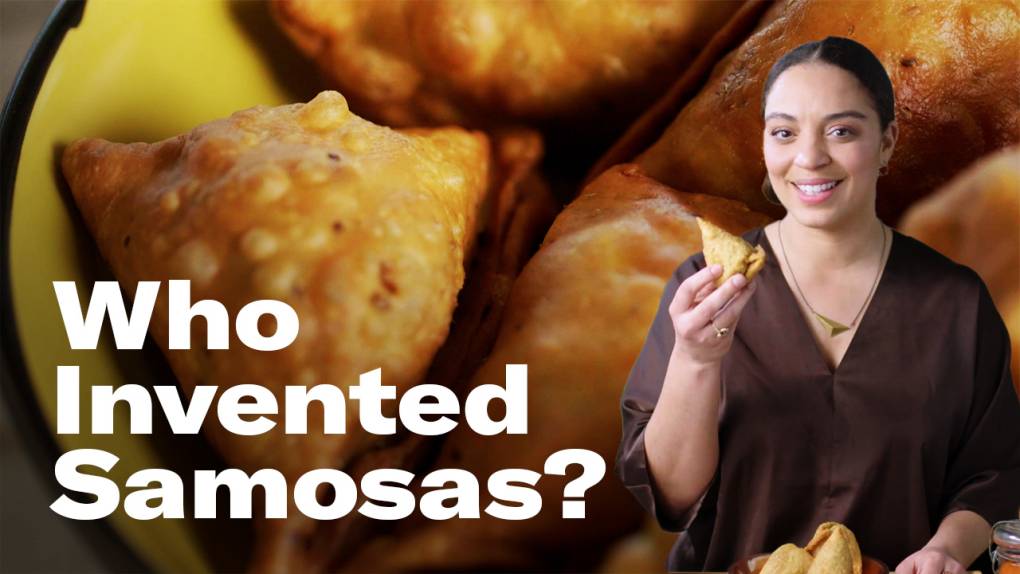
[[792, 179, 843, 205]]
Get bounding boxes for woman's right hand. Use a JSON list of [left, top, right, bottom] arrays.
[[668, 264, 758, 367]]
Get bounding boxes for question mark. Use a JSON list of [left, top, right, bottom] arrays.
[[543, 449, 606, 519]]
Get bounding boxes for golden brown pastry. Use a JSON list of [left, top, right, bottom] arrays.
[[899, 146, 1020, 389], [697, 216, 766, 286], [751, 522, 864, 574], [61, 90, 490, 479], [338, 164, 771, 572], [246, 128, 558, 574], [760, 543, 814, 574], [632, 0, 1020, 223], [804, 522, 862, 574], [270, 0, 743, 141]]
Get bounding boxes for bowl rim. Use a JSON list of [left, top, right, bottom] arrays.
[[0, 1, 149, 571]]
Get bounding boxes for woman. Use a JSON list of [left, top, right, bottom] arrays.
[[616, 37, 1020, 573]]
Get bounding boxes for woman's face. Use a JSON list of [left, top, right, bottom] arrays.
[[762, 62, 896, 230]]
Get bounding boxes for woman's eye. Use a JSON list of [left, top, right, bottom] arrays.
[[771, 129, 793, 139], [829, 127, 854, 137]]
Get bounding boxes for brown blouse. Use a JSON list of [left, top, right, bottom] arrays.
[[616, 227, 1020, 571]]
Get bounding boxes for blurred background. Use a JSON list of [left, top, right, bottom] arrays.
[[2, 2, 106, 572]]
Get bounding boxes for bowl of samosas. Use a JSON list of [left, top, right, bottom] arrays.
[[729, 554, 889, 574], [2, 1, 1017, 573], [728, 523, 889, 574]]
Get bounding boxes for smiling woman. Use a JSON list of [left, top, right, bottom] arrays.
[[761, 38, 897, 240], [617, 36, 1020, 573]]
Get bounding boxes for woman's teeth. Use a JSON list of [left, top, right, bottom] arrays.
[[796, 181, 839, 196]]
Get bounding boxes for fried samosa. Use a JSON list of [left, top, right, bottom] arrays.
[[270, 0, 742, 141], [628, 0, 1020, 222], [804, 522, 862, 574], [337, 164, 771, 572], [754, 522, 864, 574], [61, 90, 490, 479], [900, 146, 1020, 388], [697, 216, 766, 286], [761, 543, 814, 574], [247, 128, 558, 574]]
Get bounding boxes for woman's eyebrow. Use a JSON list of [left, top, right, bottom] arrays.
[[764, 112, 796, 122], [764, 110, 868, 122], [824, 110, 868, 121]]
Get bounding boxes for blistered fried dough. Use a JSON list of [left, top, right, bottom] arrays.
[[804, 523, 862, 574], [697, 216, 766, 286], [339, 165, 771, 573], [61, 90, 489, 478], [248, 130, 558, 574], [761, 543, 814, 574], [900, 146, 1020, 388], [270, 0, 742, 134], [636, 0, 1020, 222]]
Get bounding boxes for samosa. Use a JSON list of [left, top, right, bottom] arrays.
[[61, 90, 491, 478], [697, 216, 766, 287], [270, 0, 743, 144], [335, 164, 771, 572], [761, 543, 814, 574], [804, 522, 863, 574]]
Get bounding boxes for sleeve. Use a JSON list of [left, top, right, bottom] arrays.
[[614, 254, 710, 533], [939, 277, 1020, 525]]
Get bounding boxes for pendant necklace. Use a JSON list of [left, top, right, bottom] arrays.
[[778, 220, 887, 337]]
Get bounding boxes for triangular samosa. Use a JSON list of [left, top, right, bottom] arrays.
[[804, 522, 863, 574], [697, 216, 766, 287], [61, 90, 490, 478]]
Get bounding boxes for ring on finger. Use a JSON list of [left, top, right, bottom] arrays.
[[711, 320, 731, 338]]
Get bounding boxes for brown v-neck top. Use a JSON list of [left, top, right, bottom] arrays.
[[616, 227, 1020, 571]]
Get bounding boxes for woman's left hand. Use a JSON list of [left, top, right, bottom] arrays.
[[895, 546, 966, 574]]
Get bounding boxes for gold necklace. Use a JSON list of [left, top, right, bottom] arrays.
[[778, 220, 887, 337]]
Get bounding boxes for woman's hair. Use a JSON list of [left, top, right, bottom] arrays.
[[761, 36, 895, 131]]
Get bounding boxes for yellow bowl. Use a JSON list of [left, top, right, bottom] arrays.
[[1, 1, 323, 571]]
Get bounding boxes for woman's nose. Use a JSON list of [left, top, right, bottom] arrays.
[[794, 135, 831, 170]]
